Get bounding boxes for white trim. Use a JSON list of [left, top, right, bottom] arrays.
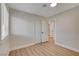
[[9, 43, 36, 51], [55, 41, 79, 53]]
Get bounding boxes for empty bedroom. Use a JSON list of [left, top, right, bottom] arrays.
[[0, 3, 79, 56]]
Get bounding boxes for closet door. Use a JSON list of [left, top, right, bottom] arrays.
[[41, 20, 48, 42], [35, 20, 41, 43]]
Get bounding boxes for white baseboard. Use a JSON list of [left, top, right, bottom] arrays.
[[9, 43, 36, 51], [9, 41, 47, 52], [55, 41, 79, 53]]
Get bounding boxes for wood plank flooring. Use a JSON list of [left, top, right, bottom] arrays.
[[9, 41, 79, 56]]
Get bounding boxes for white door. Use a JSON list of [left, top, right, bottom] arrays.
[[35, 20, 41, 43], [41, 20, 48, 42]]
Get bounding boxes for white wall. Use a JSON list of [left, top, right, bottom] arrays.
[[49, 6, 79, 52], [10, 9, 48, 50], [0, 3, 10, 56]]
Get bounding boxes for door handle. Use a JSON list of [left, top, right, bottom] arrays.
[[41, 32, 44, 34]]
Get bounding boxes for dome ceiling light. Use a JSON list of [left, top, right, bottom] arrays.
[[50, 3, 57, 7], [42, 3, 57, 8]]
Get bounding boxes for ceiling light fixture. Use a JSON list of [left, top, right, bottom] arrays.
[[50, 3, 57, 7]]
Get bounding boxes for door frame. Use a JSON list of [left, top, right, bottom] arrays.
[[48, 19, 56, 42]]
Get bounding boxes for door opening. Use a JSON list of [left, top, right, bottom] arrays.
[[48, 20, 55, 43]]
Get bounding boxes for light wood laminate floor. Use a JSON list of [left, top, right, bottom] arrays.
[[9, 41, 79, 56]]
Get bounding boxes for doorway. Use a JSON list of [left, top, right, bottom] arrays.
[[48, 20, 55, 43]]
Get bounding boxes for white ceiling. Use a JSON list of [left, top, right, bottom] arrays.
[[7, 3, 79, 17]]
